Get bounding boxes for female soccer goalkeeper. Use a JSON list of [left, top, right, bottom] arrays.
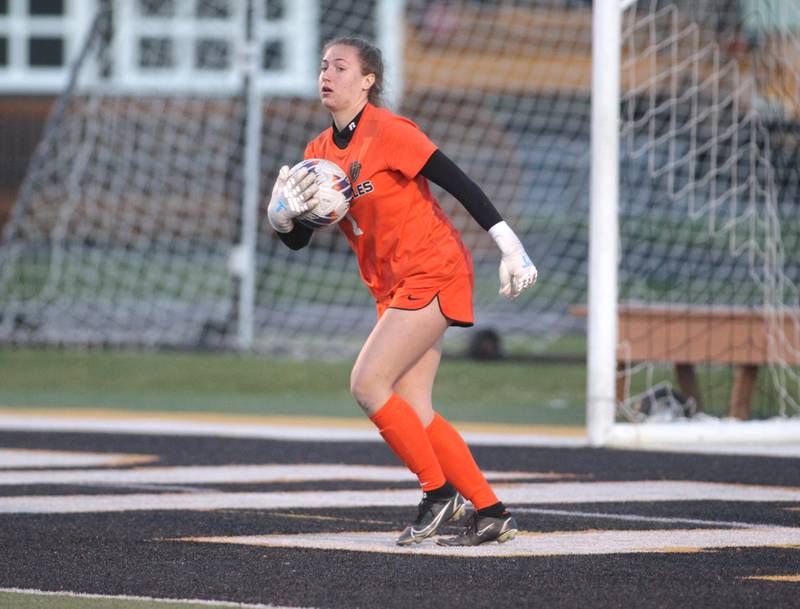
[[267, 37, 537, 547]]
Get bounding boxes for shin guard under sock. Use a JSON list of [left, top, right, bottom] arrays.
[[425, 412, 499, 510], [369, 394, 446, 492]]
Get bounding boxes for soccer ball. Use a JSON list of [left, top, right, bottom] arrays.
[[292, 158, 353, 229]]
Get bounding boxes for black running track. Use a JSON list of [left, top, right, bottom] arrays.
[[1, 430, 799, 609]]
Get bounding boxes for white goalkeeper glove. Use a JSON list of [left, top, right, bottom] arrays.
[[489, 221, 538, 299], [267, 165, 320, 233]]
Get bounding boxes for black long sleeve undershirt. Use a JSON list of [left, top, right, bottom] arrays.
[[276, 222, 313, 250], [275, 148, 502, 251], [419, 149, 503, 231]]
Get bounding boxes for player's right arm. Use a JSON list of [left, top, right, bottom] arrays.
[[267, 164, 316, 250]]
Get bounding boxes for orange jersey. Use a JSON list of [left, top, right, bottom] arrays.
[[304, 103, 472, 302]]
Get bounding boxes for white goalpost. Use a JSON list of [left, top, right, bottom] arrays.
[[588, 0, 621, 446], [589, 0, 800, 446]]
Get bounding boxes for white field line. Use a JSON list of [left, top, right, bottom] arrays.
[[4, 412, 800, 457], [177, 527, 800, 558], [612, 441, 800, 459], [3, 480, 800, 514], [0, 587, 312, 608], [0, 413, 585, 447], [512, 507, 774, 529], [0, 463, 557, 486]]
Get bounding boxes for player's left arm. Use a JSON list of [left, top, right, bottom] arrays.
[[419, 149, 537, 299]]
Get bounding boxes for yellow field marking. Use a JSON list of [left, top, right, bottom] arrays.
[[0, 406, 584, 437], [0, 464, 554, 488], [0, 464, 563, 487], [0, 448, 158, 469], [265, 511, 393, 526], [743, 575, 800, 582]]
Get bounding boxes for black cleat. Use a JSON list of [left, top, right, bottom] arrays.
[[435, 511, 518, 546], [396, 492, 466, 546]]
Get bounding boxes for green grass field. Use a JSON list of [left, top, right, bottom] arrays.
[[0, 348, 588, 426], [0, 591, 261, 609], [0, 346, 789, 425]]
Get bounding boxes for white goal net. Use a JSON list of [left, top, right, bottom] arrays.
[[615, 0, 800, 426], [0, 0, 798, 426]]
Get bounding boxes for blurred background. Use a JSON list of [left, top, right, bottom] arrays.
[[0, 0, 798, 427]]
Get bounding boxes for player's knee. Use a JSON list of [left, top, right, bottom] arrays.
[[349, 371, 375, 413], [350, 366, 390, 415]]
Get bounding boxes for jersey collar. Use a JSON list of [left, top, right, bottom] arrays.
[[332, 104, 367, 150]]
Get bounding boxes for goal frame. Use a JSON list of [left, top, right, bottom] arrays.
[[587, 0, 800, 447]]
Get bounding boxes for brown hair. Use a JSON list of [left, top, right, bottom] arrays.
[[323, 36, 384, 106]]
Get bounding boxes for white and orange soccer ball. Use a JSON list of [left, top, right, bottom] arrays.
[[292, 158, 353, 229]]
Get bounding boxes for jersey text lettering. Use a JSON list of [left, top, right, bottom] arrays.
[[353, 181, 374, 199]]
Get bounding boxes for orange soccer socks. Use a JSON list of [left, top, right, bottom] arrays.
[[425, 412, 499, 511], [369, 394, 447, 492], [368, 396, 501, 510]]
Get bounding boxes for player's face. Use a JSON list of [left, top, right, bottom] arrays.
[[319, 45, 373, 113]]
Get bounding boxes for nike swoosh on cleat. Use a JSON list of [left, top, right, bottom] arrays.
[[477, 524, 497, 537], [413, 502, 454, 536]]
